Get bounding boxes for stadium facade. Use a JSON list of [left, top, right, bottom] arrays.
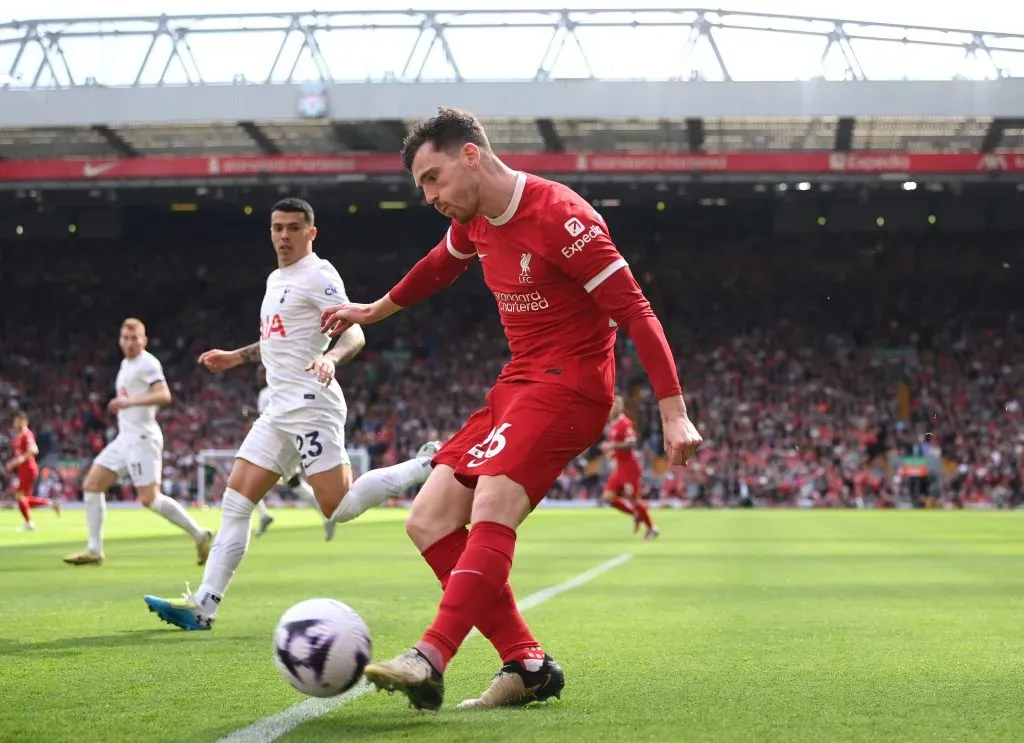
[[0, 9, 1021, 234]]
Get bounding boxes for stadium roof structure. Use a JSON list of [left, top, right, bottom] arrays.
[[0, 8, 1023, 187]]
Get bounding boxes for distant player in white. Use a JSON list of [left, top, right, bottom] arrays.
[[250, 365, 331, 540], [144, 198, 438, 631], [63, 318, 213, 566]]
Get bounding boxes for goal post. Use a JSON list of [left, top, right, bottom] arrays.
[[195, 449, 237, 507], [195, 447, 371, 505]]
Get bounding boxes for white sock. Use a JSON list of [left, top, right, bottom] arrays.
[[148, 493, 206, 541], [256, 499, 271, 518], [290, 478, 317, 506], [331, 458, 431, 524], [195, 488, 253, 614], [84, 491, 106, 554]]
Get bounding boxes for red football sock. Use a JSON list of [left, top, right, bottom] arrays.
[[610, 497, 635, 516], [421, 527, 542, 664], [633, 499, 654, 529], [418, 521, 517, 671], [16, 497, 32, 523], [26, 496, 51, 508], [420, 527, 468, 592]]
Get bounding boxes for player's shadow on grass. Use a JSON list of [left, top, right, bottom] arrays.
[[297, 715, 438, 738], [0, 629, 249, 657], [295, 700, 565, 740]]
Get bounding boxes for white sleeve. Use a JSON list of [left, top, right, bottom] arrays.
[[142, 356, 166, 386], [310, 262, 350, 312]]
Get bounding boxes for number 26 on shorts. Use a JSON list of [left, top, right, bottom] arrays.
[[466, 423, 511, 468]]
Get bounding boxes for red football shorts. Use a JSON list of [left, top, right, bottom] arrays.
[[15, 467, 38, 497], [434, 380, 611, 508], [605, 466, 642, 500]]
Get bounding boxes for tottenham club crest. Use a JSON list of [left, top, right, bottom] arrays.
[[519, 252, 533, 284]]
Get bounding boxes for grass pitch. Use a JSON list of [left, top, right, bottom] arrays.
[[2, 507, 1023, 742]]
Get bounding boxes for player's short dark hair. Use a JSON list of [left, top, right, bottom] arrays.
[[271, 197, 315, 226], [400, 107, 491, 172]]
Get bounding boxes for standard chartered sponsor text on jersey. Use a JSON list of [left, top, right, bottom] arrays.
[[494, 290, 550, 313]]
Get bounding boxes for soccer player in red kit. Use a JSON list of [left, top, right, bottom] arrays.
[[320, 108, 702, 711], [601, 395, 658, 539], [6, 411, 60, 531]]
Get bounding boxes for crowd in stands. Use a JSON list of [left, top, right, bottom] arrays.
[[1, 208, 1021, 509]]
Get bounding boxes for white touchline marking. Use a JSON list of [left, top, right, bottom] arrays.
[[217, 553, 635, 743]]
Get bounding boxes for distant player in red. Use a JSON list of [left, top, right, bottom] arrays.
[[601, 395, 658, 539], [320, 107, 702, 711], [6, 412, 60, 532]]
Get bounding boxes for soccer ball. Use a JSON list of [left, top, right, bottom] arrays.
[[273, 598, 372, 697]]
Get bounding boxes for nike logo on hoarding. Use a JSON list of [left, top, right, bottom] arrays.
[[83, 162, 117, 177]]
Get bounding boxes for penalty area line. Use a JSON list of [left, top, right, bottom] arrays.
[[217, 552, 635, 743]]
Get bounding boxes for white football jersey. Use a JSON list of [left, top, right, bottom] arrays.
[[115, 350, 166, 437], [257, 386, 271, 415], [259, 252, 349, 415]]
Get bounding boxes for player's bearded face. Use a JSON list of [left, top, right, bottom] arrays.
[[413, 144, 481, 224], [441, 174, 480, 224]]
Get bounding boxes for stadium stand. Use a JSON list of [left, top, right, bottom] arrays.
[[2, 208, 1020, 510]]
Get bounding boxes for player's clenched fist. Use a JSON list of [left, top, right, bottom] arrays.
[[662, 413, 703, 467], [198, 349, 242, 373]]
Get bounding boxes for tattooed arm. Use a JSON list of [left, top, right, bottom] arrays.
[[236, 342, 261, 365], [197, 341, 261, 373]]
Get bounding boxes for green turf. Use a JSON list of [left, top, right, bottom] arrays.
[[2, 507, 1023, 742]]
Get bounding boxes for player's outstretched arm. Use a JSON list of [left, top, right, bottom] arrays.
[[321, 224, 476, 337], [540, 202, 702, 466], [198, 343, 260, 372], [593, 281, 701, 466], [320, 297, 401, 337]]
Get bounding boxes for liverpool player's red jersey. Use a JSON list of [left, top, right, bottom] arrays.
[[13, 428, 38, 475], [446, 172, 626, 402], [609, 414, 641, 472]]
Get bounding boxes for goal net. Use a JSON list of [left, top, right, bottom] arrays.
[[195, 447, 371, 506]]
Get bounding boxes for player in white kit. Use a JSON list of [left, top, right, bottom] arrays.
[[63, 318, 214, 566], [144, 198, 438, 630], [250, 365, 332, 540]]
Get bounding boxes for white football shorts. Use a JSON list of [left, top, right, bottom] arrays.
[[93, 433, 164, 487], [237, 407, 349, 478]]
